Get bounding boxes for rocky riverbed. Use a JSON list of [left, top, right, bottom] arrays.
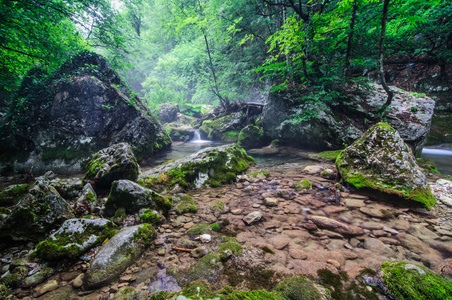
[[2, 156, 451, 299]]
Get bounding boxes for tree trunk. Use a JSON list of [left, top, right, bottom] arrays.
[[377, 0, 393, 114], [344, 0, 358, 76]]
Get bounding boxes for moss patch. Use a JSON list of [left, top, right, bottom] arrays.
[[175, 195, 197, 214], [380, 261, 452, 300], [309, 150, 343, 162], [140, 210, 164, 224], [292, 179, 312, 191], [0, 184, 29, 206], [274, 275, 323, 300]]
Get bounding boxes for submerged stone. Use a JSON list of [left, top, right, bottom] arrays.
[[139, 144, 254, 192], [84, 143, 139, 187], [84, 224, 156, 289], [33, 217, 116, 261], [104, 180, 172, 216], [336, 123, 436, 209]]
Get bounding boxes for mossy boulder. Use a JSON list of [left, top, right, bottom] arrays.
[[309, 150, 343, 162], [0, 177, 74, 241], [199, 112, 245, 142], [292, 180, 312, 191], [139, 144, 254, 192], [175, 195, 197, 214], [378, 261, 452, 300], [33, 217, 116, 261], [274, 275, 325, 300], [165, 124, 195, 142], [0, 184, 29, 206], [238, 125, 265, 148], [84, 143, 139, 188], [104, 180, 172, 216], [75, 183, 97, 213], [336, 123, 436, 209], [139, 209, 164, 224], [49, 177, 84, 200], [84, 223, 156, 289]]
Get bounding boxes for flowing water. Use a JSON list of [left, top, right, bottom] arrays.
[[421, 148, 452, 175]]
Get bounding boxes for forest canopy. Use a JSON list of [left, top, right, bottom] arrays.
[[0, 0, 451, 110]]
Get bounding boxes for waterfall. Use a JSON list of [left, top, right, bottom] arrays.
[[193, 130, 201, 141]]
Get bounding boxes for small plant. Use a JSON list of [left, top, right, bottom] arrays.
[[410, 106, 419, 112]]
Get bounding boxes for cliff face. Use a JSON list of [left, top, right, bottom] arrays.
[[0, 52, 171, 175]]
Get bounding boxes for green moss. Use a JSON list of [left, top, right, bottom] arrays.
[[238, 125, 264, 148], [187, 224, 211, 237], [417, 158, 440, 174], [274, 275, 323, 300], [262, 246, 275, 254], [180, 280, 213, 299], [218, 242, 242, 261], [380, 261, 452, 300], [292, 180, 312, 191], [175, 195, 197, 214], [309, 150, 343, 162], [149, 291, 171, 300], [222, 131, 240, 142], [134, 223, 157, 246], [0, 184, 29, 206], [210, 223, 221, 232], [218, 286, 285, 300], [210, 201, 225, 212], [140, 210, 163, 224], [185, 253, 221, 283], [249, 171, 270, 178]]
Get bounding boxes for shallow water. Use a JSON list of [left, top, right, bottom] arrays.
[[421, 148, 452, 175]]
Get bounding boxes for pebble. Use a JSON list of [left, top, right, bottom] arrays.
[[72, 274, 84, 288], [34, 280, 59, 297]]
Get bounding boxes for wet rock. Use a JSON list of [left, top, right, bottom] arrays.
[[288, 249, 308, 260], [84, 143, 139, 187], [22, 265, 54, 288], [363, 238, 395, 257], [34, 279, 59, 297], [104, 180, 172, 216], [199, 112, 245, 142], [157, 103, 180, 124], [237, 125, 265, 148], [263, 197, 279, 207], [269, 235, 290, 250], [0, 184, 28, 206], [49, 177, 84, 200], [0, 52, 170, 174], [84, 224, 157, 289], [72, 274, 84, 288], [303, 165, 325, 175], [139, 144, 254, 192], [242, 211, 263, 225], [430, 179, 452, 206], [75, 183, 97, 213], [310, 216, 364, 236], [336, 123, 436, 209], [33, 217, 116, 261], [0, 177, 74, 241]]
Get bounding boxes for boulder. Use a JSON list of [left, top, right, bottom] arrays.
[[378, 261, 452, 300], [261, 83, 435, 156], [238, 125, 265, 148], [165, 124, 196, 142], [199, 112, 245, 142], [84, 143, 139, 187], [0, 184, 28, 206], [104, 180, 172, 216], [336, 123, 436, 209], [138, 144, 254, 192], [0, 51, 170, 174], [75, 183, 97, 213], [0, 177, 74, 241], [83, 224, 156, 289], [157, 103, 180, 124], [49, 177, 84, 200], [33, 217, 116, 261]]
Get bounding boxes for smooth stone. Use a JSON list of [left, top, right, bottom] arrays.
[[242, 211, 263, 225], [310, 216, 364, 236]]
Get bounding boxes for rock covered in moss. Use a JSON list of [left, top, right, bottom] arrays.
[[238, 125, 265, 148], [49, 177, 84, 200], [139, 209, 164, 224], [199, 112, 245, 142], [139, 144, 254, 192], [274, 275, 326, 300], [336, 123, 436, 209], [0, 177, 74, 241], [0, 184, 28, 206], [104, 180, 172, 216], [378, 261, 452, 300], [75, 183, 97, 212], [175, 195, 197, 214], [84, 143, 139, 187], [33, 217, 116, 261], [84, 224, 156, 289]]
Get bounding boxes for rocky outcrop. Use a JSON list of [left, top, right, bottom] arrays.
[[199, 112, 245, 142], [84, 143, 139, 187], [0, 177, 74, 241], [238, 125, 265, 148], [262, 83, 435, 156], [0, 51, 170, 175], [157, 103, 180, 124], [104, 180, 172, 216], [336, 123, 436, 209], [33, 217, 116, 261], [83, 224, 156, 289], [138, 144, 254, 192]]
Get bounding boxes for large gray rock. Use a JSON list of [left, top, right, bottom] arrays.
[[104, 180, 172, 216], [33, 217, 116, 261], [84, 143, 139, 187], [0, 177, 74, 241], [0, 51, 171, 174], [157, 103, 180, 124], [336, 123, 436, 209], [138, 144, 254, 192], [49, 177, 84, 201], [83, 224, 156, 289], [262, 83, 435, 156]]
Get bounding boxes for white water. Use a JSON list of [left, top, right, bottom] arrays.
[[190, 129, 211, 144]]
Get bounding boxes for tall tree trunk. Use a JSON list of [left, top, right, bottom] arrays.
[[344, 0, 358, 76], [377, 0, 393, 114]]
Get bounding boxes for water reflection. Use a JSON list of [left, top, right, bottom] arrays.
[[421, 148, 452, 175]]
